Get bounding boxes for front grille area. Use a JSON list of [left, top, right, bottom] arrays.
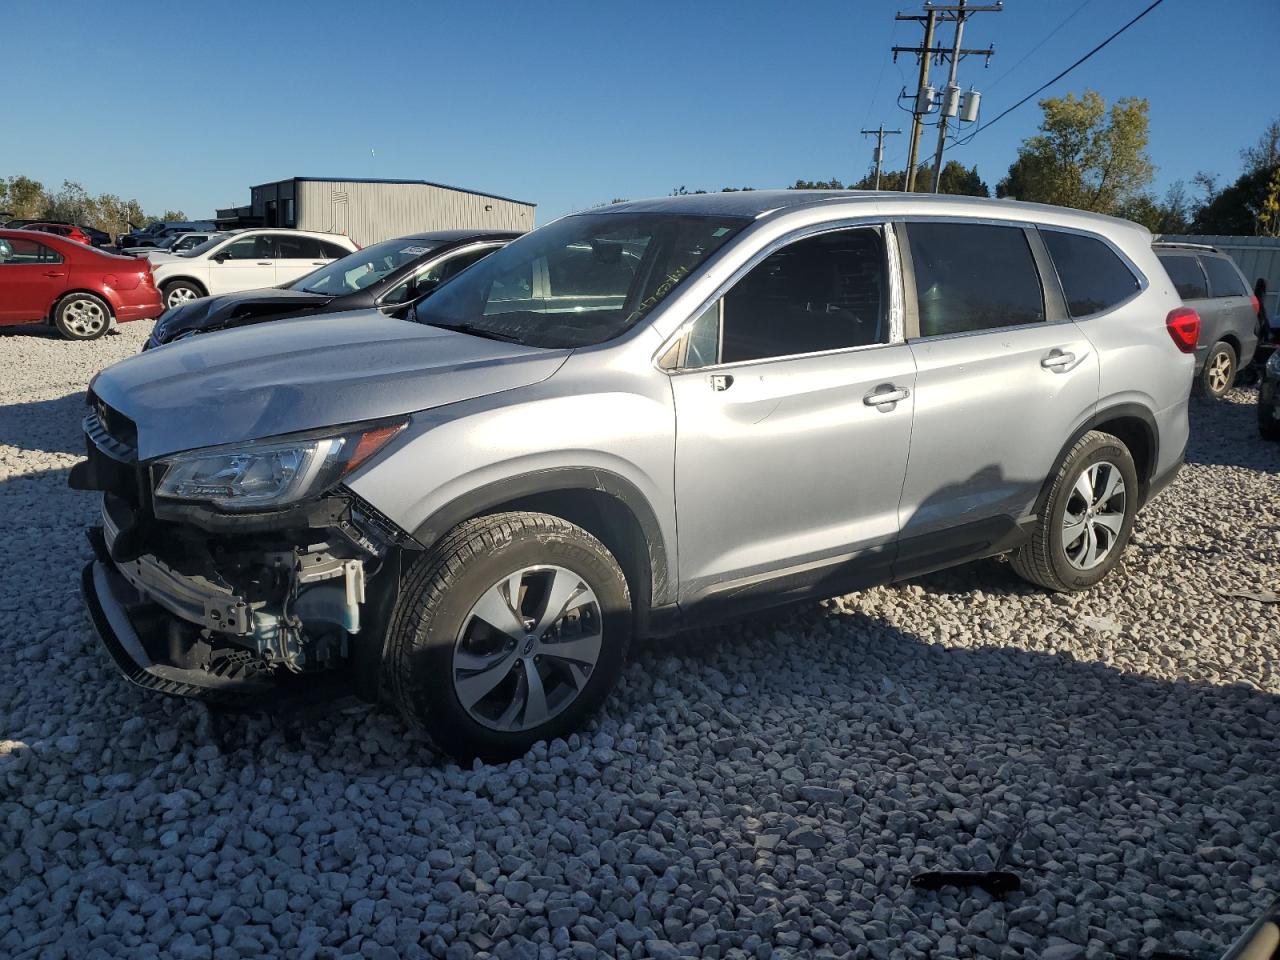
[[86, 391, 138, 460]]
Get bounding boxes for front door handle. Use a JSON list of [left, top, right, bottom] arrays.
[[864, 385, 910, 407], [256, 261, 272, 266], [1041, 349, 1077, 371], [44, 271, 65, 278], [710, 374, 734, 392]]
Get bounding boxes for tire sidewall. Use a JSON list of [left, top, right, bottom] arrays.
[[54, 293, 111, 341], [398, 526, 630, 761], [1202, 342, 1236, 399], [1044, 436, 1139, 590]]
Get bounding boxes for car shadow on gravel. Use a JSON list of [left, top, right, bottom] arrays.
[[0, 392, 88, 457], [1185, 391, 1280, 470]]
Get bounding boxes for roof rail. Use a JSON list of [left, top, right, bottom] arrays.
[[1152, 240, 1220, 253]]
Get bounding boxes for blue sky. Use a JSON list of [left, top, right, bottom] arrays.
[[6, 0, 1275, 222]]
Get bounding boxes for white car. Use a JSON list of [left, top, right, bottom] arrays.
[[151, 229, 359, 309]]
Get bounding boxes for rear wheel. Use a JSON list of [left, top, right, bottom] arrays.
[[53, 293, 111, 340], [162, 280, 204, 309], [387, 512, 631, 762], [1197, 341, 1236, 399], [1011, 431, 1139, 592]]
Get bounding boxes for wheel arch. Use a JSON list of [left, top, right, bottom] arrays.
[[410, 467, 673, 618], [1036, 403, 1159, 513], [160, 276, 208, 297], [51, 288, 117, 323]]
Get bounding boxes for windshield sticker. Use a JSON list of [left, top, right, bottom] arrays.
[[401, 246, 431, 255], [623, 264, 690, 325], [712, 227, 730, 237]]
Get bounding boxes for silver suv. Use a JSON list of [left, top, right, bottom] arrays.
[[72, 192, 1196, 760]]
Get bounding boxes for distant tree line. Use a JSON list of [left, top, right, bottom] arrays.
[[0, 175, 185, 237], [664, 92, 1280, 238]]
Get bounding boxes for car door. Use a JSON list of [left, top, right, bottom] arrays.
[[895, 219, 1099, 574], [1199, 253, 1259, 359], [207, 233, 279, 294], [0, 236, 69, 324], [274, 234, 330, 286], [668, 224, 916, 608]]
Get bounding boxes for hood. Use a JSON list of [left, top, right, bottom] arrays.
[[154, 288, 330, 342], [91, 311, 570, 460]]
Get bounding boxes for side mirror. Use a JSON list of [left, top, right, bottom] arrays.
[[211, 252, 228, 263]]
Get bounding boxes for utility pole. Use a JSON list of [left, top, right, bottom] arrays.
[[931, 1, 1000, 192], [894, 2, 998, 192], [896, 6, 936, 192], [861, 125, 902, 189]]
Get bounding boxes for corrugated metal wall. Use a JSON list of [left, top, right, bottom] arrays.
[[296, 181, 535, 246], [1160, 234, 1280, 316]]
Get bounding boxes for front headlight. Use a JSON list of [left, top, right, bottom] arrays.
[[154, 420, 405, 512], [1267, 350, 1280, 377]]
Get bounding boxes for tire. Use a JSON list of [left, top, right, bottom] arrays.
[[162, 280, 204, 309], [387, 512, 631, 762], [1196, 341, 1236, 399], [53, 292, 112, 341], [1010, 431, 1139, 592]]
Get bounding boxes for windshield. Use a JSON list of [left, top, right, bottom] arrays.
[[292, 237, 444, 295], [413, 213, 748, 348]]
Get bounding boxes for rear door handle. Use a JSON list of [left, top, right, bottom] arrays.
[[1041, 349, 1077, 371], [311, 261, 326, 266], [44, 271, 65, 278], [864, 385, 910, 407], [256, 261, 272, 266]]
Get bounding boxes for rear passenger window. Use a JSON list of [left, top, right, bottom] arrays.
[[1042, 229, 1140, 317], [1157, 255, 1208, 300], [1199, 255, 1248, 298], [905, 222, 1044, 337], [714, 227, 888, 364], [277, 235, 324, 259], [0, 238, 63, 264]]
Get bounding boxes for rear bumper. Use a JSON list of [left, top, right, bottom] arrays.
[[115, 301, 163, 323]]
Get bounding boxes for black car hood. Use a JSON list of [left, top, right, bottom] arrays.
[[154, 289, 333, 343]]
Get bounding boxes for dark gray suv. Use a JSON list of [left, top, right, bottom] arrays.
[[1154, 243, 1259, 398]]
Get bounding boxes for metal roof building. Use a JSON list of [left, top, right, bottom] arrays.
[[216, 177, 536, 247]]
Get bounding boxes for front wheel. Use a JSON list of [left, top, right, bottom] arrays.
[[1010, 431, 1139, 592], [54, 293, 112, 340], [387, 513, 631, 762], [162, 280, 204, 309]]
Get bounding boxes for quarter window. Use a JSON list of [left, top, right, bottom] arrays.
[[1042, 229, 1140, 317], [906, 222, 1045, 336], [1157, 254, 1208, 300], [708, 227, 888, 365], [1199, 255, 1248, 298]]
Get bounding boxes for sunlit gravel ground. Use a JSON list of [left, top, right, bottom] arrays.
[[1, 320, 1277, 960]]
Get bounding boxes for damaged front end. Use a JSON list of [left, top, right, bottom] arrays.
[[72, 394, 413, 707]]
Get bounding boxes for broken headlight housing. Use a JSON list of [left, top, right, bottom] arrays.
[[154, 420, 405, 512]]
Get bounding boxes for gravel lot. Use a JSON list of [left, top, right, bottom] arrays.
[[1, 320, 1277, 960]]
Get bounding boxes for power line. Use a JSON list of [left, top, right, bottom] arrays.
[[954, 0, 1166, 146], [985, 0, 1093, 93]]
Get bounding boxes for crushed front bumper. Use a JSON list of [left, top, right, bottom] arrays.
[[82, 528, 275, 706]]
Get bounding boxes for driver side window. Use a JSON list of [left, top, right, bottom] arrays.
[[682, 226, 889, 368]]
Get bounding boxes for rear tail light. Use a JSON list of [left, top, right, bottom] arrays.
[[1251, 294, 1261, 315], [1166, 307, 1200, 354]]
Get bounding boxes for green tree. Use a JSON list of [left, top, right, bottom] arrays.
[[996, 90, 1155, 216], [0, 175, 48, 218], [1241, 119, 1280, 175], [790, 178, 846, 190], [1193, 162, 1280, 235], [850, 161, 989, 197]]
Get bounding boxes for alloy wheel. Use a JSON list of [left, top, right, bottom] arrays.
[[1061, 461, 1127, 571], [166, 286, 199, 308], [452, 565, 603, 732], [63, 298, 107, 337], [1207, 350, 1233, 395]]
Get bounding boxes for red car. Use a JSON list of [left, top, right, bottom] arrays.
[[0, 229, 164, 340], [23, 222, 94, 246]]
